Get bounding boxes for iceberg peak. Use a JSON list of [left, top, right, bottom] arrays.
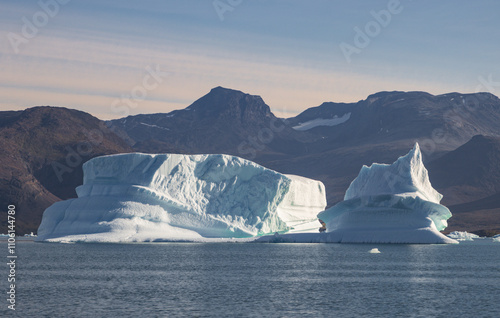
[[345, 142, 442, 204]]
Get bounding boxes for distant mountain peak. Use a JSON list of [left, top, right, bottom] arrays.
[[209, 86, 243, 93], [365, 91, 406, 99], [471, 134, 492, 142], [458, 134, 500, 154], [186, 86, 271, 118], [437, 91, 499, 100], [206, 86, 265, 103], [364, 91, 433, 104]]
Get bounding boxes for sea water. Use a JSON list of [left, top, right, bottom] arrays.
[[1, 240, 499, 317]]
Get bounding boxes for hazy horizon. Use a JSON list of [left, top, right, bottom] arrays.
[[1, 0, 499, 119], [8, 86, 500, 121]]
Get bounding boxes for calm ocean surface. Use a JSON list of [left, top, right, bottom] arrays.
[[1, 240, 499, 317]]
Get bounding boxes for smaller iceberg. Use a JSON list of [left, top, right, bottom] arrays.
[[446, 231, 480, 241], [493, 234, 500, 242], [318, 143, 457, 244]]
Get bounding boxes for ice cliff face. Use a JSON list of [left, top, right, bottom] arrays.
[[37, 153, 326, 242], [318, 144, 457, 244]]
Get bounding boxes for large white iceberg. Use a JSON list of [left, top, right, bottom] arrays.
[[317, 143, 457, 244], [36, 153, 326, 242]]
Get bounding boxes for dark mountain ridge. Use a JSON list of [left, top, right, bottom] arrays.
[[289, 91, 500, 154], [0, 106, 132, 234], [2, 87, 500, 234], [428, 135, 500, 205], [425, 135, 500, 232], [109, 86, 317, 161]]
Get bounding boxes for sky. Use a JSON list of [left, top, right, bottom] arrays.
[[1, 0, 499, 119]]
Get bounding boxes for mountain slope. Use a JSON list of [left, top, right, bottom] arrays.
[[427, 135, 500, 205], [271, 91, 500, 204], [109, 88, 500, 208], [0, 107, 132, 234], [426, 135, 500, 233], [4, 88, 500, 234], [109, 87, 317, 162], [288, 91, 500, 155]]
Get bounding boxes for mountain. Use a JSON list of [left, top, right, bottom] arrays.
[[108, 88, 500, 222], [110, 88, 500, 206], [108, 87, 317, 162], [288, 91, 500, 153], [0, 107, 132, 234], [266, 91, 500, 205], [427, 135, 500, 232], [428, 135, 500, 204], [445, 193, 500, 234], [3, 88, 500, 234]]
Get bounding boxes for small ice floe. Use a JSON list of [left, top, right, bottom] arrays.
[[58, 240, 75, 244], [446, 231, 480, 241], [369, 248, 381, 254]]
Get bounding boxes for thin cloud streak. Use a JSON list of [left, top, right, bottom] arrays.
[[0, 31, 462, 119], [2, 1, 497, 119]]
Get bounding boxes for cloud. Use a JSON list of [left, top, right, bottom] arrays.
[[1, 1, 491, 120], [0, 29, 466, 119]]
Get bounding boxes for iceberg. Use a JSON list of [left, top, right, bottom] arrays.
[[36, 153, 326, 242], [317, 143, 457, 244], [446, 231, 480, 241], [493, 234, 500, 242]]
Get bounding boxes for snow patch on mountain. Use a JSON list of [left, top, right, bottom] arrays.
[[140, 122, 169, 130], [292, 113, 351, 130]]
